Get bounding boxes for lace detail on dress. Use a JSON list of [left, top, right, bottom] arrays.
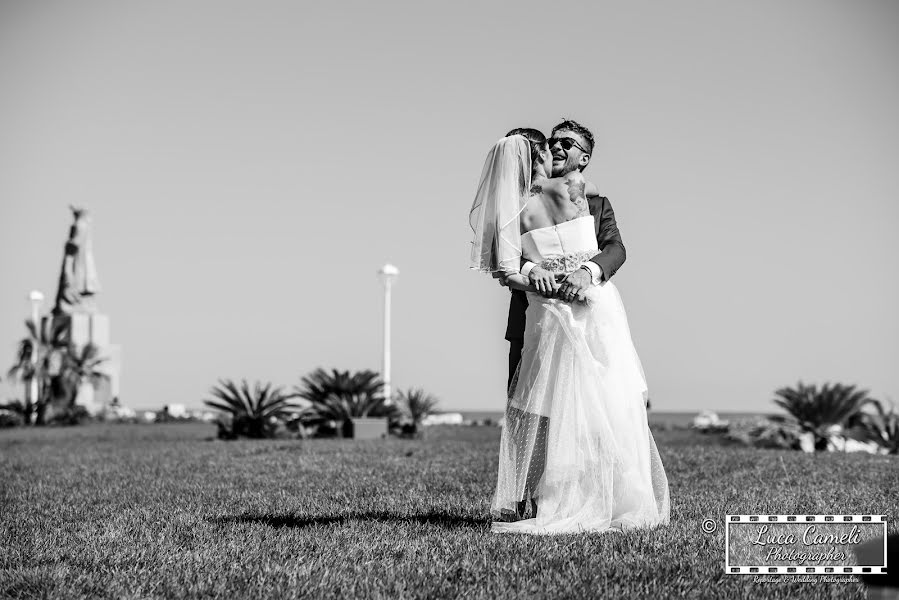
[[538, 250, 595, 275]]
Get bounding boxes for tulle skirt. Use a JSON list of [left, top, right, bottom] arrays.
[[490, 281, 670, 534]]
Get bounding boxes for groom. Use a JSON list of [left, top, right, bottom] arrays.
[[503, 119, 626, 388]]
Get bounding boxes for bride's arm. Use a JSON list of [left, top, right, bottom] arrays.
[[501, 271, 573, 295], [493, 201, 542, 293], [501, 272, 538, 292]]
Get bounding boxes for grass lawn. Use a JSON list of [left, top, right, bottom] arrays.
[[1, 423, 896, 599]]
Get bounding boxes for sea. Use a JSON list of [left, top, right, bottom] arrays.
[[455, 410, 776, 426]]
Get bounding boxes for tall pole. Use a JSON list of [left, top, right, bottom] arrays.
[[29, 296, 41, 334], [378, 264, 398, 403], [382, 277, 392, 403], [28, 290, 44, 424]]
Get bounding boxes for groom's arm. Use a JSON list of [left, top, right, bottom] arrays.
[[588, 196, 626, 282], [557, 195, 626, 303]]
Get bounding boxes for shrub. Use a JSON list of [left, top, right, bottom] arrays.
[[396, 388, 440, 423], [726, 416, 806, 450], [845, 399, 899, 455], [392, 388, 440, 438], [773, 382, 875, 450], [47, 405, 93, 426], [0, 407, 24, 428], [294, 369, 401, 437], [204, 379, 302, 439]]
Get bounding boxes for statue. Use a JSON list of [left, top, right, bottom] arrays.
[[52, 206, 101, 315], [37, 206, 121, 417]]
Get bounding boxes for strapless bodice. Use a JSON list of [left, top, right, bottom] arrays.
[[521, 216, 598, 274]]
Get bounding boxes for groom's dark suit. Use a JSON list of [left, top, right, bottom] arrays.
[[504, 195, 626, 387]]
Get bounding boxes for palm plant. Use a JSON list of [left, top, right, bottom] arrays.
[[0, 400, 27, 428], [773, 382, 876, 450], [6, 318, 69, 424], [846, 399, 899, 454], [391, 388, 441, 439], [7, 341, 35, 422], [396, 388, 440, 425], [53, 344, 109, 422], [204, 379, 301, 439], [293, 368, 400, 435], [296, 369, 387, 405]]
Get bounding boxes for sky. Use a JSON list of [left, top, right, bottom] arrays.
[[1, 0, 897, 414]]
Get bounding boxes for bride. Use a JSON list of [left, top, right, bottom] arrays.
[[469, 130, 670, 535]]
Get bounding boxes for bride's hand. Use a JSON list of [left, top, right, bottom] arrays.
[[528, 266, 559, 297]]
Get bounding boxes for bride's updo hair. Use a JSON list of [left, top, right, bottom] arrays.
[[505, 127, 547, 166]]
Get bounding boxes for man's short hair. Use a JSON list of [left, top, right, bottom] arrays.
[[551, 119, 595, 156], [505, 127, 547, 164]]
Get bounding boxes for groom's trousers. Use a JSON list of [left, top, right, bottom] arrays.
[[505, 293, 547, 515], [508, 338, 524, 391]]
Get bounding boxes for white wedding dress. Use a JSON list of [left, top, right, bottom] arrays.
[[490, 215, 670, 535]]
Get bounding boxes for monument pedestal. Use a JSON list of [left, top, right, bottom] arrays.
[[46, 311, 121, 415]]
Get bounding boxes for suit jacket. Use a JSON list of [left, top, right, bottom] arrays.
[[504, 195, 626, 341]]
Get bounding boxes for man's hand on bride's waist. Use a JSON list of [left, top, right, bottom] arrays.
[[558, 267, 593, 303]]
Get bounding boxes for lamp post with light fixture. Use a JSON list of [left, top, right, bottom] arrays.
[[27, 290, 44, 423], [377, 264, 399, 404]]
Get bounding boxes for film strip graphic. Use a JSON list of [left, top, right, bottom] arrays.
[[725, 514, 888, 575]]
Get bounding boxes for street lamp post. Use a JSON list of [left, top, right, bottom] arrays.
[[29, 290, 44, 329], [377, 264, 399, 404], [27, 290, 44, 424]]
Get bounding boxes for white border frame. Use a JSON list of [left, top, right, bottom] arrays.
[[724, 514, 888, 575]]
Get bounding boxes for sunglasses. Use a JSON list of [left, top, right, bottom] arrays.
[[550, 137, 589, 154]]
